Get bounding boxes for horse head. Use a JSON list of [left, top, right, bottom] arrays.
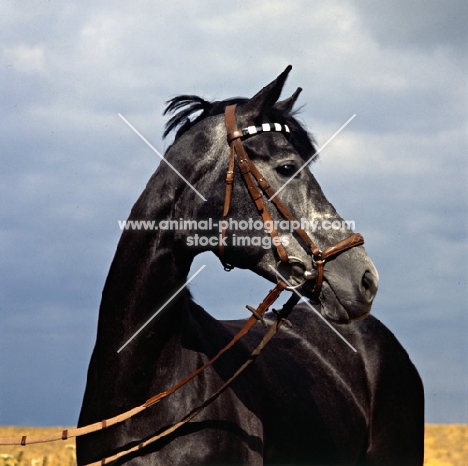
[[163, 65, 378, 323]]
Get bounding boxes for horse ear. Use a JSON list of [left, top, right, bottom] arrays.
[[238, 65, 292, 122], [275, 87, 302, 114]]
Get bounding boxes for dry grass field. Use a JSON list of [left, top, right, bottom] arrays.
[[0, 425, 466, 466], [0, 427, 75, 466], [424, 425, 467, 466]]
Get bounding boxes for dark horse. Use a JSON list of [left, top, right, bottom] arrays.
[[77, 67, 424, 465]]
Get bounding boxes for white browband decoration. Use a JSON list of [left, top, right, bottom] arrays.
[[240, 123, 290, 138]]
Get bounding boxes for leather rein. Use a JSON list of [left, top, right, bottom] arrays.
[[0, 105, 365, 465]]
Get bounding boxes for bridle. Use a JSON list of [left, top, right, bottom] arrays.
[[220, 104, 365, 295], [0, 104, 366, 465]]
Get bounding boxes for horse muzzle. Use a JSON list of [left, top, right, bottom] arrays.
[[318, 253, 379, 323]]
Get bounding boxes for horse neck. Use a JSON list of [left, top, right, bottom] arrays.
[[94, 171, 196, 360]]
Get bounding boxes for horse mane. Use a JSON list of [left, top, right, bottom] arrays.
[[163, 95, 317, 161]]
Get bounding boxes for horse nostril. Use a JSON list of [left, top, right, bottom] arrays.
[[361, 270, 378, 303]]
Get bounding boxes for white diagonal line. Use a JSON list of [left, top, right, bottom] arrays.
[[117, 265, 206, 353], [268, 265, 357, 352], [118, 113, 207, 202], [269, 114, 356, 201]]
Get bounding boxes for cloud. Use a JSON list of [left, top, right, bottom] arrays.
[[2, 44, 46, 74], [351, 0, 467, 55]]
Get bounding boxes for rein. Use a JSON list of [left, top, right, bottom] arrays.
[[0, 282, 291, 460], [0, 105, 365, 465]]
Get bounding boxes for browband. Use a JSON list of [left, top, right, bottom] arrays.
[[227, 123, 290, 143]]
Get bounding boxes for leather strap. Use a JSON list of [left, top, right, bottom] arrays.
[[219, 142, 236, 270], [85, 288, 300, 466], [0, 282, 289, 450], [144, 281, 287, 407], [224, 107, 288, 263]]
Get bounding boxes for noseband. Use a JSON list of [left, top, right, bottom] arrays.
[[220, 104, 364, 295]]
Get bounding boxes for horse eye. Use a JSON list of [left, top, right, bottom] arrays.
[[276, 163, 297, 177]]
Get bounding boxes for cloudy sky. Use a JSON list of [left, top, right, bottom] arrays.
[[1, 1, 466, 427]]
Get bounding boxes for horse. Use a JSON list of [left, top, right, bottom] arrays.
[[76, 66, 424, 465]]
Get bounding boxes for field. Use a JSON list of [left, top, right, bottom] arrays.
[[0, 425, 466, 466]]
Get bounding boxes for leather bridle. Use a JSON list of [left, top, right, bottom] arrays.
[[220, 104, 365, 295], [0, 104, 367, 465]]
